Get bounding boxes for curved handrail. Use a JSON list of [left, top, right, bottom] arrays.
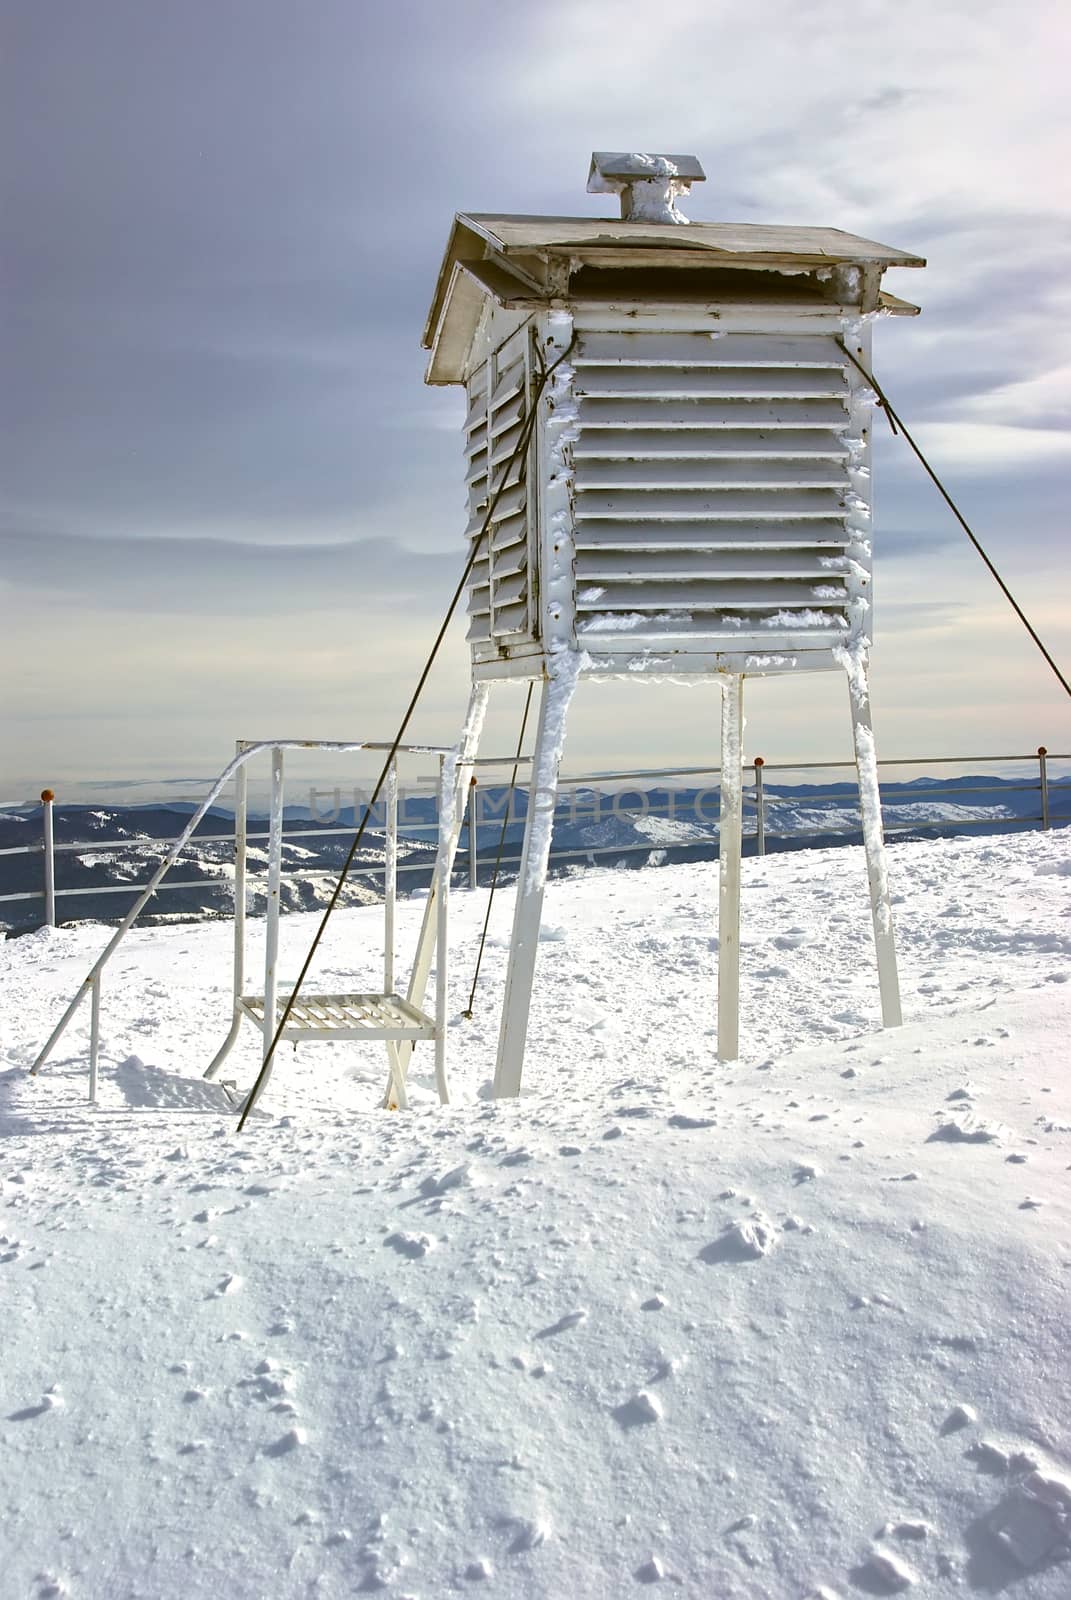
[[29, 737, 448, 1076]]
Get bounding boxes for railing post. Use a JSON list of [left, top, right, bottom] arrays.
[[1038, 746, 1050, 830], [384, 757, 397, 994], [752, 758, 765, 857], [261, 747, 285, 1080], [467, 776, 478, 890], [234, 747, 247, 999], [435, 759, 451, 1105], [41, 789, 56, 928]]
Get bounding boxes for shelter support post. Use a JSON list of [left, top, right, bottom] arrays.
[[846, 666, 903, 1028], [718, 676, 744, 1062], [493, 658, 580, 1098]]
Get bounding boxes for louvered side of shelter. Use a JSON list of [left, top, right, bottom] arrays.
[[462, 319, 543, 665], [567, 313, 875, 672]]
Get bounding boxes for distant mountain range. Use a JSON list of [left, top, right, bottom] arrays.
[[1, 775, 1067, 934]]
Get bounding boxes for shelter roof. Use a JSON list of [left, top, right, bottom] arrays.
[[423, 212, 925, 382]]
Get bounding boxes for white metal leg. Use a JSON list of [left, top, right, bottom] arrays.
[[259, 748, 286, 1093], [434, 781, 451, 1106], [89, 974, 101, 1104], [718, 676, 744, 1062], [493, 659, 579, 1098], [386, 685, 489, 1107], [204, 748, 247, 1081], [384, 757, 397, 995], [385, 1042, 408, 1110], [846, 665, 903, 1027]]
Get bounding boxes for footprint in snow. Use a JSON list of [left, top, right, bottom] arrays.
[[634, 1554, 680, 1584], [940, 1403, 977, 1435], [535, 1308, 588, 1339], [494, 1515, 550, 1553], [417, 1162, 474, 1198], [384, 1232, 434, 1259], [928, 1115, 1008, 1144], [978, 1467, 1071, 1572], [7, 1387, 64, 1422], [851, 1545, 918, 1591], [613, 1391, 663, 1429], [699, 1215, 778, 1264], [208, 1273, 242, 1298], [264, 1426, 306, 1457]]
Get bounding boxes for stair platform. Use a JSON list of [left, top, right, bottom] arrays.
[[238, 992, 436, 1042]]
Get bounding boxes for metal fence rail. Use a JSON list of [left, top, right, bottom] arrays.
[[2, 746, 1068, 929]]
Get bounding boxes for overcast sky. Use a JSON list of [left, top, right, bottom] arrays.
[[2, 0, 1069, 802]]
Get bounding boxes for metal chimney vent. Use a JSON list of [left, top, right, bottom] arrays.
[[587, 150, 706, 224]]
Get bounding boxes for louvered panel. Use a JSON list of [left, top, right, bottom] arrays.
[[461, 324, 539, 650], [574, 429, 850, 459], [492, 600, 529, 635], [491, 541, 527, 577], [575, 458, 846, 491], [570, 323, 864, 647], [576, 488, 844, 520], [489, 390, 525, 438], [577, 519, 851, 549], [577, 549, 849, 583], [492, 571, 527, 607], [489, 510, 528, 551], [575, 367, 848, 399], [577, 397, 849, 429], [575, 618, 848, 650], [575, 333, 848, 369], [464, 379, 488, 433], [486, 481, 526, 523], [464, 447, 488, 486], [490, 418, 525, 465], [576, 580, 846, 612], [491, 358, 526, 409]]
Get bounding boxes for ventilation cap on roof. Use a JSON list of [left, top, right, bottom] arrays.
[[587, 151, 706, 225]]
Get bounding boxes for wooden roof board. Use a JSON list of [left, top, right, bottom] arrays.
[[461, 214, 926, 268], [423, 212, 925, 381]]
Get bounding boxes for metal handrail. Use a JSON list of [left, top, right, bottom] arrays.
[[26, 739, 450, 1084], [4, 748, 1068, 923]]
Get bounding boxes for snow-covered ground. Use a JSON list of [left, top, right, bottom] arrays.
[[2, 830, 1069, 1599]]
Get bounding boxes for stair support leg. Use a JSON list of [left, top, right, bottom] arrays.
[[204, 746, 247, 1081], [718, 675, 744, 1063], [384, 682, 489, 1105]]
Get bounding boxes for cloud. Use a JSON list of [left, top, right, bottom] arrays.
[[3, 0, 1070, 791], [905, 421, 1071, 470]]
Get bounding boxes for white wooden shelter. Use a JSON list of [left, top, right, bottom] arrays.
[[423, 151, 925, 1095]]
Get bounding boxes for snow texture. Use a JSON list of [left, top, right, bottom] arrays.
[[2, 828, 1070, 1597]]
